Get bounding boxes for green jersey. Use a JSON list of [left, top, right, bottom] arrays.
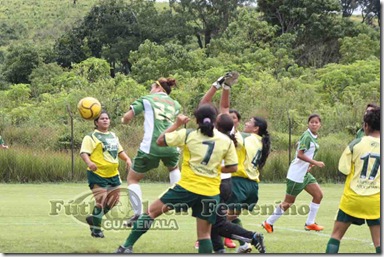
[[131, 92, 181, 156], [355, 127, 365, 139], [287, 129, 319, 183], [0, 136, 4, 145]]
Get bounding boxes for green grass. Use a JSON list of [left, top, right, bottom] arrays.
[[0, 182, 375, 253]]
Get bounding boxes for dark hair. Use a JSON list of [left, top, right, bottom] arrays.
[[366, 103, 379, 110], [308, 114, 321, 123], [252, 116, 271, 169], [364, 107, 380, 132], [229, 109, 241, 121], [217, 113, 237, 147], [194, 103, 218, 137], [94, 110, 109, 129], [157, 77, 177, 95]]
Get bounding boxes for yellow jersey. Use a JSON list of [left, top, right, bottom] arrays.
[[231, 132, 263, 182], [80, 130, 124, 178], [338, 136, 380, 219], [165, 128, 238, 196]]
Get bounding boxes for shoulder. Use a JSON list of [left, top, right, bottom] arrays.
[[348, 137, 363, 152]]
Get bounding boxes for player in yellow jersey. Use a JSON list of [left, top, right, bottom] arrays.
[[195, 73, 266, 253], [326, 107, 380, 253], [80, 110, 132, 238], [115, 103, 238, 253]]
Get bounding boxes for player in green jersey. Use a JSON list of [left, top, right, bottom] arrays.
[[121, 78, 182, 227], [262, 114, 325, 233], [115, 103, 238, 253], [80, 110, 132, 238], [326, 107, 380, 253], [355, 103, 378, 139], [0, 135, 9, 149]]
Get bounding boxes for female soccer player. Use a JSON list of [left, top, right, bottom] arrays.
[[326, 107, 380, 253], [355, 103, 379, 139], [115, 103, 238, 253], [197, 73, 266, 254], [121, 78, 181, 226], [0, 135, 9, 149], [80, 110, 132, 238], [262, 114, 325, 233]]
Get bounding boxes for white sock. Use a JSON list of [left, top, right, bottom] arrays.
[[266, 205, 285, 225], [306, 202, 320, 225], [169, 168, 181, 185], [127, 184, 143, 215]]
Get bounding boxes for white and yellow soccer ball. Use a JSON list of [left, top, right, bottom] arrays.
[[77, 97, 102, 120]]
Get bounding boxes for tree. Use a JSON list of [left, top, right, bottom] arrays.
[[2, 44, 40, 84], [358, 0, 380, 26], [340, 0, 359, 17], [169, 0, 256, 48]]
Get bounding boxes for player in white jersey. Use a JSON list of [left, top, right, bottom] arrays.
[[326, 107, 380, 253], [262, 114, 326, 233], [121, 77, 181, 226]]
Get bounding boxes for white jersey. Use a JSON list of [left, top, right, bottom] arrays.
[[287, 129, 319, 183]]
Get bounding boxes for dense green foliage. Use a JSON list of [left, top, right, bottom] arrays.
[[0, 0, 380, 182]]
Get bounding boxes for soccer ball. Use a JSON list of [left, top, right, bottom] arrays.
[[77, 97, 102, 120]]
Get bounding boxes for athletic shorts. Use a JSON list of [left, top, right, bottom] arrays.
[[159, 184, 220, 224], [336, 209, 380, 226], [286, 173, 317, 196], [227, 176, 259, 212], [87, 170, 121, 190], [132, 150, 179, 173]]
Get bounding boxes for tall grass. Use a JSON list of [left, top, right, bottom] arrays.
[[0, 131, 353, 183]]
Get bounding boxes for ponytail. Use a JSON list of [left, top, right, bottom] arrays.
[[253, 116, 271, 169], [194, 104, 218, 137]]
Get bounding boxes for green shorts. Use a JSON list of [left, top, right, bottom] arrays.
[[132, 150, 179, 173], [286, 173, 317, 196], [159, 184, 220, 224], [227, 176, 259, 211], [336, 209, 380, 226], [87, 170, 121, 190]]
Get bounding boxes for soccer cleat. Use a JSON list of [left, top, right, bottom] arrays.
[[304, 223, 324, 231], [236, 243, 252, 253], [251, 232, 266, 253], [224, 238, 236, 248], [261, 221, 274, 233], [214, 249, 226, 253], [123, 214, 140, 227], [223, 71, 239, 89], [115, 245, 133, 253], [194, 240, 199, 249], [91, 230, 105, 238]]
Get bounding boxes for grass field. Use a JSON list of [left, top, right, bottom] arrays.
[[0, 182, 376, 253]]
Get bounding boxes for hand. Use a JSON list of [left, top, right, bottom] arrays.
[[313, 161, 325, 168], [175, 114, 190, 127], [88, 162, 97, 171]]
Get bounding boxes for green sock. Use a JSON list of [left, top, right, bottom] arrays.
[[376, 246, 381, 253], [198, 239, 213, 253], [232, 218, 245, 246], [123, 214, 153, 248], [325, 238, 340, 253], [92, 206, 103, 233], [103, 206, 111, 215]]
